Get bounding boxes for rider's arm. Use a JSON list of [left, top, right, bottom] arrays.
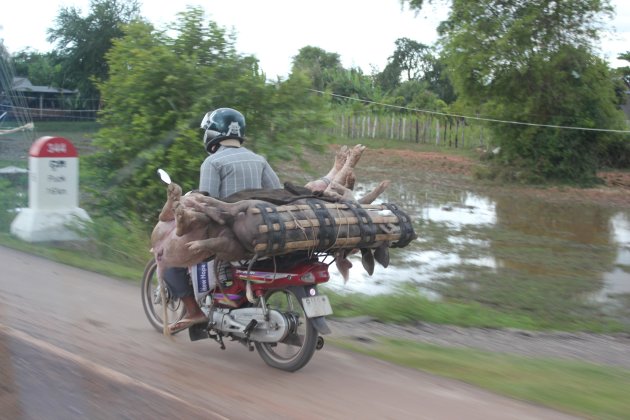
[[199, 158, 221, 197], [261, 162, 281, 189]]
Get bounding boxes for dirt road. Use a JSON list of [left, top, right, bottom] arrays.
[[0, 246, 576, 419]]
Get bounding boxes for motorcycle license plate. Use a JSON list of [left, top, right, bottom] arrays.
[[302, 295, 333, 318]]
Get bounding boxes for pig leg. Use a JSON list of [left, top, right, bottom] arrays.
[[374, 243, 390, 268], [360, 248, 375, 276], [344, 171, 356, 190], [189, 201, 233, 226], [186, 234, 248, 262], [327, 144, 365, 190], [158, 183, 183, 222], [334, 250, 352, 283], [358, 180, 391, 204], [333, 145, 351, 173], [325, 182, 356, 202], [304, 145, 350, 192], [192, 195, 264, 221]]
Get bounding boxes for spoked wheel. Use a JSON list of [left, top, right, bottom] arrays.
[[141, 259, 185, 333], [255, 288, 319, 372]]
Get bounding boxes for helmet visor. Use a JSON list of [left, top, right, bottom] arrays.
[[203, 129, 221, 145], [200, 111, 214, 129]]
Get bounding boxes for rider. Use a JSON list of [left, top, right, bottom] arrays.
[[163, 107, 282, 334]]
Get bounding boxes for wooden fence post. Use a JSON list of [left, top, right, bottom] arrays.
[[372, 116, 378, 138], [436, 119, 440, 145], [390, 116, 395, 140], [415, 118, 419, 143], [444, 120, 448, 146], [454, 118, 459, 148], [401, 118, 406, 141], [340, 114, 345, 138]]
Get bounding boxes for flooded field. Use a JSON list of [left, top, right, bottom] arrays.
[[325, 174, 630, 327]]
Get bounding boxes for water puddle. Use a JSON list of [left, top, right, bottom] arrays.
[[327, 178, 630, 317]]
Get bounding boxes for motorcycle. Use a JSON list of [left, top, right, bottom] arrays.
[[141, 170, 334, 372], [141, 254, 333, 372]]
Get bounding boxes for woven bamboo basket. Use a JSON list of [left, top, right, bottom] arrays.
[[241, 199, 415, 257]]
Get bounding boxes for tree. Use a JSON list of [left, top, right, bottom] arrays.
[[0, 38, 8, 65], [84, 8, 330, 219], [0, 37, 11, 99], [390, 38, 431, 82], [377, 37, 455, 103], [47, 0, 141, 108], [11, 50, 63, 87], [617, 51, 630, 87], [291, 46, 343, 91], [404, 0, 627, 182]]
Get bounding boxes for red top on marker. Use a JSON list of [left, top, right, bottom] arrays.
[[29, 136, 78, 158]]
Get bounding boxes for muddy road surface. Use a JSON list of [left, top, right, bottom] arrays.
[[0, 246, 576, 419]]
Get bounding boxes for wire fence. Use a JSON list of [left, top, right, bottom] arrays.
[[329, 112, 491, 149], [0, 104, 98, 122]]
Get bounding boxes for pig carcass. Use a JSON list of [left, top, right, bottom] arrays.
[[150, 144, 414, 282]]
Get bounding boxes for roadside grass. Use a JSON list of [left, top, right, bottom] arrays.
[[344, 137, 481, 158], [0, 233, 144, 281], [333, 338, 630, 420], [324, 286, 540, 329], [323, 285, 627, 333], [31, 121, 101, 143]]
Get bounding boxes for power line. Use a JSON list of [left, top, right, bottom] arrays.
[[309, 89, 630, 134]]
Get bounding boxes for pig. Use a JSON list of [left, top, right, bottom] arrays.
[[150, 144, 395, 287]]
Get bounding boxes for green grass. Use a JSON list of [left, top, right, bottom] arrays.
[[0, 233, 144, 281], [31, 121, 101, 138], [341, 136, 481, 156], [334, 338, 630, 420], [324, 286, 626, 333], [325, 286, 539, 329]]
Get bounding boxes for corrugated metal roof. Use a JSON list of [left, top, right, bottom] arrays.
[[12, 77, 77, 94]]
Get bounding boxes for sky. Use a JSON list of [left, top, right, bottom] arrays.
[[1, 0, 629, 80]]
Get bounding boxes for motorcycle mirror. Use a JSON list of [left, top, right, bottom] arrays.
[[157, 169, 171, 185]]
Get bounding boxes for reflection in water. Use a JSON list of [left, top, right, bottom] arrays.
[[330, 185, 500, 295], [598, 213, 630, 299], [329, 179, 630, 315]]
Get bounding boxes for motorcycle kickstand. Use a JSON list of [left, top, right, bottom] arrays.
[[209, 330, 226, 350], [242, 320, 258, 352]]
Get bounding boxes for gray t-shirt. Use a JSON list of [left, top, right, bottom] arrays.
[[199, 145, 281, 198]]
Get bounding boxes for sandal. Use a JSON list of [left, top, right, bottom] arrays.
[[168, 316, 208, 334]]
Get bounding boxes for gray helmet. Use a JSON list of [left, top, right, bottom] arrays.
[[200, 108, 246, 153]]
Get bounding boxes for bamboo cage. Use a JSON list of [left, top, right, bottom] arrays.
[[241, 199, 416, 257]]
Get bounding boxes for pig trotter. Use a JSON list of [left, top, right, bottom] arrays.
[[374, 244, 390, 268], [334, 250, 353, 283], [360, 248, 375, 276]]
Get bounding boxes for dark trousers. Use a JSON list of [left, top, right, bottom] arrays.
[[163, 266, 194, 298]]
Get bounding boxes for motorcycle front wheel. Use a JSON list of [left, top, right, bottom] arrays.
[[141, 259, 185, 333], [255, 288, 319, 372]]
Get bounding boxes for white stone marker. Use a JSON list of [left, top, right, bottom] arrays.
[[11, 136, 91, 242]]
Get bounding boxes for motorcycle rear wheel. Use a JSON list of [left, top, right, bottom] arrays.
[[255, 289, 318, 372], [141, 259, 185, 333]]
